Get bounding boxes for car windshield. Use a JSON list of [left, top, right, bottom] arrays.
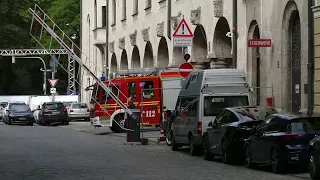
[[204, 96, 249, 116], [45, 103, 63, 110], [71, 103, 88, 109], [10, 104, 30, 112], [289, 117, 320, 132]]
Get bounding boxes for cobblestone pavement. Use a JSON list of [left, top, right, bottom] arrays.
[[0, 122, 310, 180]]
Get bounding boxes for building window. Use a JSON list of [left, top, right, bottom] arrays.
[[133, 0, 138, 15], [102, 6, 106, 27], [122, 0, 127, 20], [112, 0, 116, 25], [145, 0, 151, 9]]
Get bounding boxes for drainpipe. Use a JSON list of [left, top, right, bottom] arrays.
[[167, 0, 172, 40], [307, 0, 315, 115], [106, 0, 109, 78], [232, 0, 238, 69]]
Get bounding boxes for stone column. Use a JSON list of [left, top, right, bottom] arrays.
[[313, 3, 320, 112]]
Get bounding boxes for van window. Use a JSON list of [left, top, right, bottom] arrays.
[[128, 82, 136, 98], [141, 81, 154, 99], [204, 96, 249, 116], [180, 97, 197, 117]]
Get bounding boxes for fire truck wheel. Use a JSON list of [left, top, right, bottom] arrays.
[[111, 114, 127, 133]]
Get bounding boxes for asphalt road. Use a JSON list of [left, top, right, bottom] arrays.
[[0, 122, 310, 180]]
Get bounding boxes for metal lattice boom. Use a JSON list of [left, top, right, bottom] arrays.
[[0, 49, 68, 56]]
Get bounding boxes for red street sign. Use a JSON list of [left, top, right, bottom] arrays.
[[179, 62, 194, 78], [48, 79, 59, 87], [248, 39, 272, 47]]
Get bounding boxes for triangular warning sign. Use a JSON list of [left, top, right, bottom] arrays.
[[48, 79, 59, 87], [172, 18, 194, 38]]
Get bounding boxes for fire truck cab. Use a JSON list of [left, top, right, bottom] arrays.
[[88, 68, 182, 133]]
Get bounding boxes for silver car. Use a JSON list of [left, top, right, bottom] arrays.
[[68, 103, 90, 121]]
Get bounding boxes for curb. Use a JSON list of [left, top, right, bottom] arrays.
[[58, 126, 166, 146]]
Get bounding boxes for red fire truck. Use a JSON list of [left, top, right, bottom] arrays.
[[87, 68, 182, 133]]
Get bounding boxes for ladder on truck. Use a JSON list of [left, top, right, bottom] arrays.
[[27, 4, 135, 130]]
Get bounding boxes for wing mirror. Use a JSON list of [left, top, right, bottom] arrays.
[[208, 121, 217, 129]]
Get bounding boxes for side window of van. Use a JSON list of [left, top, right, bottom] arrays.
[[175, 98, 181, 116], [189, 98, 198, 117]]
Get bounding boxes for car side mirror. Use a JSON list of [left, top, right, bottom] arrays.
[[208, 121, 213, 127]]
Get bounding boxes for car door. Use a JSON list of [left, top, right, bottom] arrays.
[[208, 110, 228, 154], [250, 116, 274, 162]]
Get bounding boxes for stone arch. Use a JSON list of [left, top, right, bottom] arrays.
[[192, 25, 207, 65], [247, 20, 261, 105], [110, 53, 117, 73], [157, 37, 169, 68], [131, 46, 141, 69], [212, 17, 232, 68], [120, 50, 128, 70], [281, 1, 301, 112], [144, 42, 154, 68]]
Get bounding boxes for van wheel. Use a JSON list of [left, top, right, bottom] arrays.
[[171, 133, 179, 151], [189, 136, 200, 156], [110, 114, 126, 133]]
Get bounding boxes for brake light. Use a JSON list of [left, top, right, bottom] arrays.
[[87, 108, 90, 112], [197, 122, 202, 135], [69, 109, 74, 112], [281, 134, 302, 141]]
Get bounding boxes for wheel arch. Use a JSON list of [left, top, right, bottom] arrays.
[[110, 109, 126, 126]]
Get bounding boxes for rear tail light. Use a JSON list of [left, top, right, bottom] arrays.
[[281, 134, 303, 141], [87, 108, 90, 112], [197, 122, 202, 135], [69, 109, 74, 112]]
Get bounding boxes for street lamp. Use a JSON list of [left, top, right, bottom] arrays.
[[12, 56, 48, 95]]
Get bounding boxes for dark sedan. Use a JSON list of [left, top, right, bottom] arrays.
[[38, 102, 69, 125], [245, 113, 320, 174], [202, 106, 278, 164], [4, 103, 34, 125]]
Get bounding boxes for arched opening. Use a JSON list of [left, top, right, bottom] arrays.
[[157, 37, 169, 68], [192, 25, 207, 64], [94, 0, 97, 28], [281, 1, 301, 112], [144, 42, 154, 68], [248, 20, 261, 105], [120, 50, 128, 70], [131, 46, 140, 69], [110, 53, 117, 73], [212, 17, 232, 68]]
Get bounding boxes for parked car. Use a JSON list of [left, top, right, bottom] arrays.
[[38, 102, 69, 125], [67, 102, 90, 121], [308, 135, 320, 179], [202, 106, 278, 163], [3, 103, 34, 125], [245, 113, 320, 174]]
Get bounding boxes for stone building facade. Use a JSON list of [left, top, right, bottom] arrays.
[[313, 0, 320, 113], [81, 0, 309, 113]]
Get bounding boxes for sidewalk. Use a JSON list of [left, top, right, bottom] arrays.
[[59, 121, 166, 145]]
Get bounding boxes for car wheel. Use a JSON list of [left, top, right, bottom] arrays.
[[221, 140, 231, 164], [28, 122, 33, 126], [166, 130, 172, 146], [245, 145, 255, 168], [203, 135, 214, 161], [271, 148, 285, 173], [309, 150, 320, 179], [171, 133, 179, 151]]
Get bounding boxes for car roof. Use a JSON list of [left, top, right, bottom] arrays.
[[227, 106, 279, 120], [272, 112, 320, 120]]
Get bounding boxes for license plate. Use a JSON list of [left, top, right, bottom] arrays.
[[19, 117, 26, 120]]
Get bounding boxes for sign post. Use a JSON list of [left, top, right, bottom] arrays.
[[48, 79, 59, 102], [178, 62, 194, 78], [173, 18, 194, 47], [49, 56, 58, 102]]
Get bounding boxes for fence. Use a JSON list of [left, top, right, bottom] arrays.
[[251, 86, 274, 107], [140, 87, 181, 139]]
